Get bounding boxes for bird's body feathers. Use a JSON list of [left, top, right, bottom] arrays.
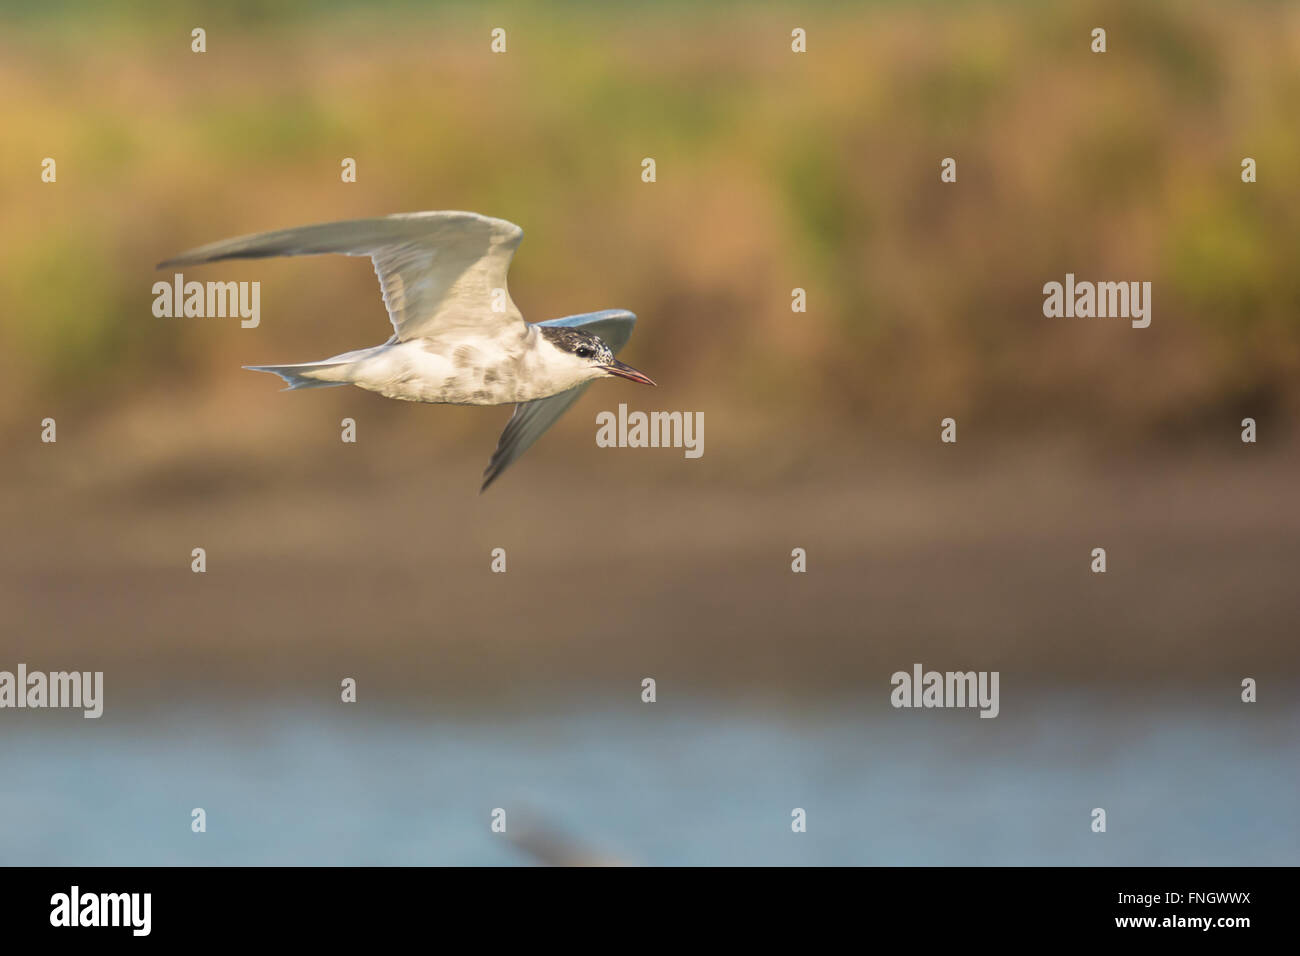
[[157, 211, 653, 490]]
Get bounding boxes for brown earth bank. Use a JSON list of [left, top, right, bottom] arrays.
[[3, 413, 1296, 702]]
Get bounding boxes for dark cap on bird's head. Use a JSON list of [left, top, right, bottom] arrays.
[[539, 326, 656, 385]]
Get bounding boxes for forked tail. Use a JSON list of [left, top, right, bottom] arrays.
[[243, 361, 351, 390]]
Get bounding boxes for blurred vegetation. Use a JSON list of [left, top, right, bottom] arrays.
[[2, 0, 1298, 446]]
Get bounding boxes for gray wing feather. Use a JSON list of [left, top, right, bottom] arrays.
[[157, 211, 525, 343], [481, 309, 637, 492]]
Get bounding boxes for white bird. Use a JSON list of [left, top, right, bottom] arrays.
[[158, 211, 655, 490]]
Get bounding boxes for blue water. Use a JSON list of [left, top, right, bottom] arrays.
[[1, 694, 1296, 865]]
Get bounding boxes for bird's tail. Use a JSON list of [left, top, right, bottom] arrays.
[[243, 361, 351, 390]]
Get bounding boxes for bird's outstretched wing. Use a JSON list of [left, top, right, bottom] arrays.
[[158, 211, 526, 343], [481, 309, 637, 492]]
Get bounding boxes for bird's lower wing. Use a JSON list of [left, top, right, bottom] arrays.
[[481, 385, 592, 492], [480, 310, 636, 491]]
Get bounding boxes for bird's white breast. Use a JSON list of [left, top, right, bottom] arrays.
[[342, 327, 590, 405]]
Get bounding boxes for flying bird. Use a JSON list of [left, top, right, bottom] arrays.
[[157, 211, 655, 490]]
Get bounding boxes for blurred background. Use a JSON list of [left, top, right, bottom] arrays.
[[1, 0, 1297, 864]]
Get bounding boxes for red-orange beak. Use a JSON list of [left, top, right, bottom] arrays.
[[602, 359, 657, 386]]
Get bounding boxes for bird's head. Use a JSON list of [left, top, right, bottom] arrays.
[[538, 327, 656, 387]]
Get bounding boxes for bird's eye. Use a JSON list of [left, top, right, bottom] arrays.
[[576, 347, 592, 358]]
